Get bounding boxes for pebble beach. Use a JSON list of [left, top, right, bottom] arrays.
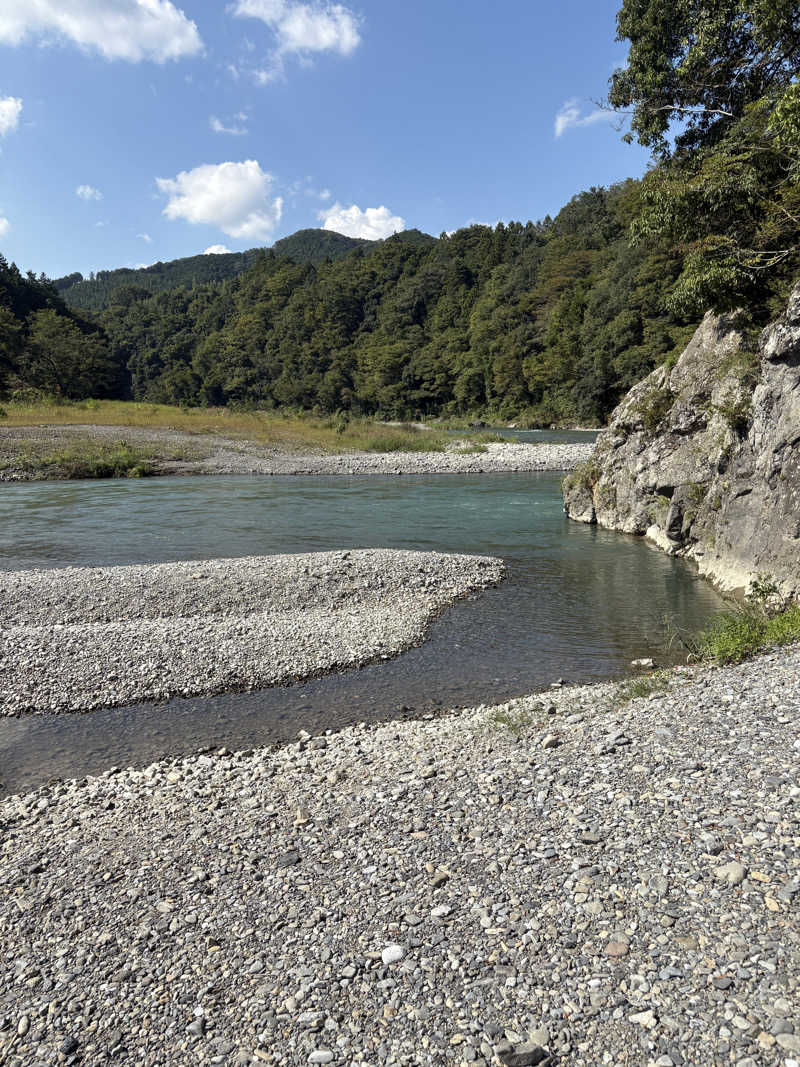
[[0, 425, 593, 480], [1, 423, 798, 1067], [1, 648, 798, 1066], [0, 550, 504, 716]]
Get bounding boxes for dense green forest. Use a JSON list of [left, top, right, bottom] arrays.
[[92, 189, 700, 422], [0, 257, 122, 400], [0, 187, 699, 424], [0, 187, 730, 423], [4, 0, 799, 425], [52, 230, 370, 314]]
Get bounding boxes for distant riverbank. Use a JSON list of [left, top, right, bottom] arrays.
[[0, 423, 593, 481]]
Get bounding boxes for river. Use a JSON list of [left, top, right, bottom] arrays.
[[0, 470, 726, 794]]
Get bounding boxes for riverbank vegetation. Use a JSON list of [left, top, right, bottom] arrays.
[[0, 438, 162, 479], [695, 600, 800, 665], [0, 398, 465, 455]]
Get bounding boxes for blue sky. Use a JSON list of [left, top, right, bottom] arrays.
[[0, 0, 653, 278]]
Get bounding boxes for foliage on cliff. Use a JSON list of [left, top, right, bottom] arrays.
[[610, 0, 800, 315]]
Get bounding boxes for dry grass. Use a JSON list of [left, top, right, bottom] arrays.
[[0, 400, 457, 455]]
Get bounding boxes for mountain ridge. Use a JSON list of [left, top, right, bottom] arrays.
[[52, 229, 385, 313]]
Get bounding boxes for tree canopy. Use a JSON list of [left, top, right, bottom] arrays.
[[611, 0, 800, 313]]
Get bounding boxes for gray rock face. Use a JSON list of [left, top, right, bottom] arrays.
[[563, 284, 800, 596]]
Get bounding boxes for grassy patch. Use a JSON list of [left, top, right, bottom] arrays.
[[489, 706, 536, 736], [362, 430, 447, 453], [7, 441, 160, 479], [616, 670, 671, 705], [0, 399, 459, 455]]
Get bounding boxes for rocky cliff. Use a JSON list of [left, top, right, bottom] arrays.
[[563, 284, 800, 597]]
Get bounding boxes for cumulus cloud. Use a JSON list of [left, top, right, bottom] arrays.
[[0, 0, 203, 63], [138, 232, 153, 243], [319, 202, 405, 241], [554, 99, 615, 138], [76, 184, 103, 201], [210, 114, 248, 135], [0, 97, 22, 137], [0, 216, 9, 237], [232, 0, 361, 82], [156, 160, 283, 240], [204, 244, 232, 254]]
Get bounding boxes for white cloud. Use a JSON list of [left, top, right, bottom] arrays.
[[204, 244, 232, 254], [0, 216, 9, 237], [319, 202, 405, 241], [210, 115, 248, 135], [232, 0, 361, 82], [0, 0, 203, 63], [138, 232, 153, 243], [0, 97, 22, 137], [554, 99, 615, 138], [156, 160, 283, 240], [76, 184, 103, 201]]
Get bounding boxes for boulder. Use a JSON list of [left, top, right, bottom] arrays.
[[563, 284, 800, 597]]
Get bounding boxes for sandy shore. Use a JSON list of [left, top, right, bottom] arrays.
[[0, 424, 593, 480], [0, 550, 504, 716], [1, 646, 798, 1065]]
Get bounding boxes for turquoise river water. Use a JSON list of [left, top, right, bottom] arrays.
[[0, 471, 727, 794]]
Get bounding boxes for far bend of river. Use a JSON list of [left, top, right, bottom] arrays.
[[0, 472, 727, 795]]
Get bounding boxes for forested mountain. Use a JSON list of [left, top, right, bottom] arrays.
[[52, 249, 264, 314], [53, 230, 373, 314], [271, 229, 372, 264], [90, 182, 701, 423], [2, 185, 705, 422]]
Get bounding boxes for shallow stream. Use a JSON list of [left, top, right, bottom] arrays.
[[0, 470, 726, 794]]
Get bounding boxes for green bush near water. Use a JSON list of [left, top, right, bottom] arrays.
[[26, 443, 157, 479], [362, 431, 447, 453], [695, 602, 800, 665]]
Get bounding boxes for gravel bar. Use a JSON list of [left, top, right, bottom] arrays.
[[0, 550, 505, 716], [0, 424, 593, 480], [0, 646, 798, 1065]]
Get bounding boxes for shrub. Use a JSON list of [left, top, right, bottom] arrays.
[[616, 670, 671, 705], [695, 586, 800, 664], [563, 459, 601, 494], [38, 443, 157, 479], [713, 395, 752, 436], [639, 388, 675, 433]]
